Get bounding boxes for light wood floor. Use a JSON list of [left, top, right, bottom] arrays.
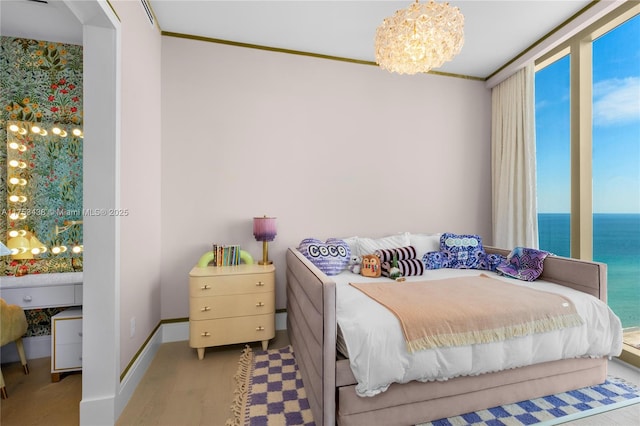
[[1, 330, 639, 426]]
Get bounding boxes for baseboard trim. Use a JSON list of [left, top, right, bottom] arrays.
[[116, 325, 163, 418]]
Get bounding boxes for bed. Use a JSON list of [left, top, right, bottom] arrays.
[[286, 242, 623, 426]]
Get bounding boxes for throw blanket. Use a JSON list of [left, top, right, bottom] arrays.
[[350, 274, 584, 353]]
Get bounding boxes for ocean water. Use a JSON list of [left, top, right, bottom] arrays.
[[538, 213, 640, 328]]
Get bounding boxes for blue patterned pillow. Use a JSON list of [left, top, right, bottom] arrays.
[[496, 247, 550, 281], [440, 233, 485, 269], [297, 238, 351, 276], [422, 251, 450, 269], [477, 253, 506, 272]]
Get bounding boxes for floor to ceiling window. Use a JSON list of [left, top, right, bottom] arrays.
[[535, 4, 639, 365], [536, 54, 571, 258]]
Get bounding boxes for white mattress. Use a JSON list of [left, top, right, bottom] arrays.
[[335, 268, 623, 397]]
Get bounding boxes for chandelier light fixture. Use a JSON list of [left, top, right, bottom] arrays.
[[375, 0, 465, 75]]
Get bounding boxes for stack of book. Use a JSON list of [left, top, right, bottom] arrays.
[[212, 244, 242, 266]]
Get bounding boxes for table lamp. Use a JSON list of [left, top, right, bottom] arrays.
[[253, 216, 276, 265]]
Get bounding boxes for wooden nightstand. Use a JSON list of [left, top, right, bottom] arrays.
[[188, 264, 275, 360]]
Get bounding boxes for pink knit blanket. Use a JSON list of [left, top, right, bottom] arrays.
[[350, 274, 584, 352]]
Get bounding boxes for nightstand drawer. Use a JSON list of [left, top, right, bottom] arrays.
[[53, 318, 83, 344], [53, 343, 82, 370], [189, 273, 274, 297], [189, 292, 275, 320], [189, 314, 275, 348]]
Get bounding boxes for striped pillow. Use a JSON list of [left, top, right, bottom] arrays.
[[375, 245, 417, 263], [381, 258, 424, 277]]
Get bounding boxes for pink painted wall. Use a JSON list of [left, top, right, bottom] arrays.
[[160, 36, 492, 317], [115, 0, 162, 370]]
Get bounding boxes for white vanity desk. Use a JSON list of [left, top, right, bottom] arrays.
[[0, 272, 83, 366], [0, 272, 83, 309]]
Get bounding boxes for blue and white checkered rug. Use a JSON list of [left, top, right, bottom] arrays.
[[228, 346, 639, 426], [227, 345, 315, 426], [421, 376, 640, 426]]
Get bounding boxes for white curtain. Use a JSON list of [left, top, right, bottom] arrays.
[[491, 63, 538, 249]]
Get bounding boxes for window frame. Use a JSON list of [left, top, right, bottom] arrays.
[[534, 2, 640, 366]]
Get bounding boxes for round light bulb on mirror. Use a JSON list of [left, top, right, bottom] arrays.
[[8, 142, 19, 150], [72, 128, 82, 137], [9, 195, 20, 203], [8, 124, 19, 132], [30, 125, 41, 134], [52, 127, 62, 135], [52, 245, 68, 254], [72, 245, 83, 254], [8, 177, 27, 186], [8, 212, 26, 220], [8, 160, 27, 168], [8, 230, 19, 238]]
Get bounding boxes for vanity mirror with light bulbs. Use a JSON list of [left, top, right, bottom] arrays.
[[4, 120, 84, 268], [2, 121, 84, 306]]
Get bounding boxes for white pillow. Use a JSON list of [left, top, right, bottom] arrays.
[[341, 236, 359, 257], [409, 233, 442, 258], [357, 232, 411, 256]]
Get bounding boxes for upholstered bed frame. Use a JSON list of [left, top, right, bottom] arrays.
[[286, 246, 609, 426]]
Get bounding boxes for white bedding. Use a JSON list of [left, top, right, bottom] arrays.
[[335, 268, 623, 397]]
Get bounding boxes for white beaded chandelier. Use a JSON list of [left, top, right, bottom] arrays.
[[375, 0, 465, 75]]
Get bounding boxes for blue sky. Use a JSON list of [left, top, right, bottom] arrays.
[[535, 14, 640, 214]]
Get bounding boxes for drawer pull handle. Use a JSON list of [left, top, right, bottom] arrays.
[[201, 332, 211, 337], [201, 306, 211, 312], [256, 302, 265, 307], [23, 295, 32, 302], [200, 285, 211, 290], [256, 281, 265, 287], [256, 326, 265, 331]]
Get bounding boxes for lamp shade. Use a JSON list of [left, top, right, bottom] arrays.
[[7, 235, 31, 259], [253, 216, 277, 242]]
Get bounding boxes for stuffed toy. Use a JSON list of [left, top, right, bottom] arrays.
[[361, 254, 381, 278], [348, 255, 362, 274]]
